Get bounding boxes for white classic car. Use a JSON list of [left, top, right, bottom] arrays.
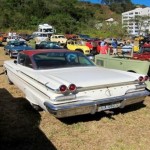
[[3, 49, 150, 118], [50, 34, 67, 46]]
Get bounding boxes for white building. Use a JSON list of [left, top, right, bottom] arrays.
[[122, 7, 150, 36]]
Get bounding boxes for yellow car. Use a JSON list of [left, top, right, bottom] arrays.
[[66, 39, 90, 55]]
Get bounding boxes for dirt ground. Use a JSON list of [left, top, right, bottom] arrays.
[[0, 45, 150, 150]]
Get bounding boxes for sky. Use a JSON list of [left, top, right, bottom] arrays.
[[88, 0, 150, 6]]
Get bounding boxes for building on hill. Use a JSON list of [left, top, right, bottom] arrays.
[[105, 18, 118, 25], [95, 18, 118, 29], [122, 7, 150, 36]]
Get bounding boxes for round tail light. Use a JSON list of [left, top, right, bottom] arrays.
[[69, 84, 76, 92], [59, 85, 67, 93], [138, 76, 144, 82], [144, 76, 149, 81]]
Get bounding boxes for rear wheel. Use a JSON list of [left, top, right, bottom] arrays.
[[5, 71, 13, 85]]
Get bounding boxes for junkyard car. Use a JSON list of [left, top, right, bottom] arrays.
[[76, 34, 92, 41], [6, 35, 25, 43], [1, 32, 8, 42], [50, 34, 67, 46], [36, 41, 63, 49], [4, 40, 33, 58], [29, 32, 49, 49], [105, 38, 124, 46], [3, 49, 149, 118], [66, 39, 91, 55]]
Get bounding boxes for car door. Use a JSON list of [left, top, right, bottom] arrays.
[[95, 55, 126, 70]]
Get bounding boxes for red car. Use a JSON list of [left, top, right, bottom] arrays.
[[133, 45, 150, 61]]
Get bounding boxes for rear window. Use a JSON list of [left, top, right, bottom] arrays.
[[33, 52, 95, 69]]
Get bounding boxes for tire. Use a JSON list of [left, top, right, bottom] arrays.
[[4, 51, 7, 55], [9, 52, 13, 58], [5, 71, 13, 85]]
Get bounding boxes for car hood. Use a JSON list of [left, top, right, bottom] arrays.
[[37, 66, 140, 88]]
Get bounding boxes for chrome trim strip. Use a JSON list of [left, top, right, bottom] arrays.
[[77, 81, 144, 92]]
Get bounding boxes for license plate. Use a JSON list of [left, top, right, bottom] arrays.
[[98, 103, 120, 112]]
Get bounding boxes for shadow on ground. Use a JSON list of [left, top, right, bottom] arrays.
[[60, 101, 146, 125], [0, 88, 57, 150]]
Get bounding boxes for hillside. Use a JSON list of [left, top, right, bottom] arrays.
[[0, 0, 135, 37]]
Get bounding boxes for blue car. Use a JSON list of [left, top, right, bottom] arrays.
[[4, 40, 33, 58], [36, 41, 63, 49]]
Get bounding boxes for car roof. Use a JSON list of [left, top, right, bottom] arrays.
[[20, 49, 72, 56]]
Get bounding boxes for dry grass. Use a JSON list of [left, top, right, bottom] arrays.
[[0, 45, 150, 150]]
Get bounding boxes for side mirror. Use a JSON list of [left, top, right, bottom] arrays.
[[14, 60, 17, 64]]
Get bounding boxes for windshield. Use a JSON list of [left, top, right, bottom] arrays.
[[58, 36, 65, 38], [37, 34, 48, 37], [43, 29, 53, 32], [33, 52, 95, 69]]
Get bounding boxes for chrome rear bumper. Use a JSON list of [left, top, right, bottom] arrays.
[[44, 90, 149, 118]]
